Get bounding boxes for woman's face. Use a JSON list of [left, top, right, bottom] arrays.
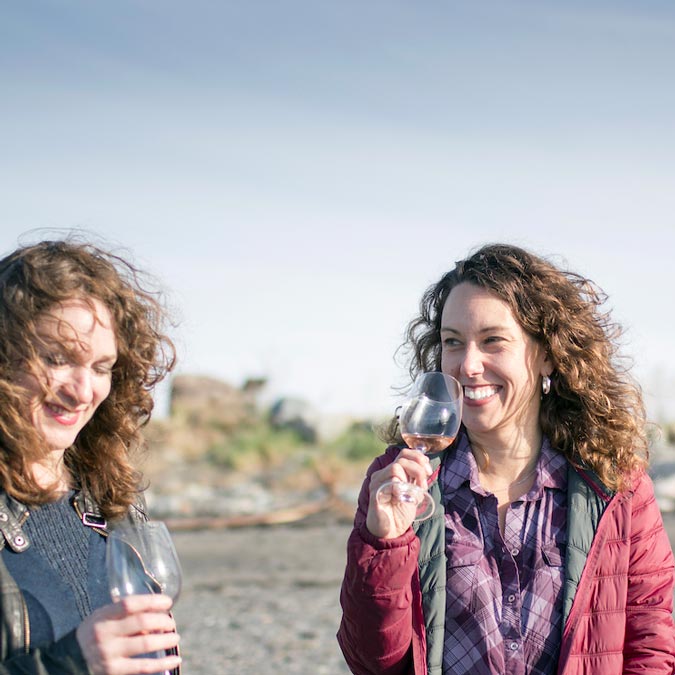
[[440, 283, 551, 443], [18, 297, 118, 455]]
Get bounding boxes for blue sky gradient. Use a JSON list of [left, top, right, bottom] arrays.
[[2, 1, 674, 420]]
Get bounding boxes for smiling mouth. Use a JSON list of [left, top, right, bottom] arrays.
[[44, 402, 81, 424], [464, 386, 499, 401]]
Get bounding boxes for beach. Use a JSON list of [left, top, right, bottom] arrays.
[[170, 518, 352, 674], [170, 511, 675, 674]]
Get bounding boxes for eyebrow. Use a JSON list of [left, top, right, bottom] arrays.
[[38, 339, 117, 363], [440, 325, 512, 334]]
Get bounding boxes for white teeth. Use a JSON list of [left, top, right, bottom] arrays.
[[464, 386, 498, 400], [46, 403, 75, 417]]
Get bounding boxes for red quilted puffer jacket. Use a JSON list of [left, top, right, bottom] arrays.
[[558, 471, 674, 675], [338, 450, 675, 675]]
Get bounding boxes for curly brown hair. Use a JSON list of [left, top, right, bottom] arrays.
[[0, 237, 176, 520], [397, 242, 647, 492]]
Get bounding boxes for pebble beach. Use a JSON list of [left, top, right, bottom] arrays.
[[170, 509, 675, 674], [170, 519, 352, 674]]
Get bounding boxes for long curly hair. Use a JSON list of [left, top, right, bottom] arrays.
[[0, 237, 176, 520], [398, 242, 647, 492]]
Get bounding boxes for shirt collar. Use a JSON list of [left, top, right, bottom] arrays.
[[440, 430, 476, 494], [537, 437, 568, 491]]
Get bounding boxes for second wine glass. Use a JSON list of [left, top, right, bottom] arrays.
[[107, 520, 182, 602], [376, 372, 462, 522], [106, 520, 183, 675]]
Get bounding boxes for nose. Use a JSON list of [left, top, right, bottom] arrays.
[[62, 366, 94, 405], [460, 343, 484, 378]]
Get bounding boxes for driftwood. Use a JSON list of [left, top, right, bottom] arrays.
[[164, 496, 355, 531], [163, 457, 357, 531]]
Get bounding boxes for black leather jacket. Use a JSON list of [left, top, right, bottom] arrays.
[[0, 490, 147, 674]]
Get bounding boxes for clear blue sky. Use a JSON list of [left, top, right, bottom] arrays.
[[2, 1, 674, 421]]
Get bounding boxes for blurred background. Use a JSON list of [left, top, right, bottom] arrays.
[[2, 2, 675, 673]]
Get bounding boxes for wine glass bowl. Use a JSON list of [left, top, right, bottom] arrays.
[[398, 372, 462, 454], [399, 397, 461, 453], [375, 372, 463, 523], [107, 521, 182, 603]]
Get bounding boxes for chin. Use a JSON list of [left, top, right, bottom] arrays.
[[40, 428, 81, 453]]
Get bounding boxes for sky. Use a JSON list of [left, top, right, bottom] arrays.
[[1, 0, 675, 423]]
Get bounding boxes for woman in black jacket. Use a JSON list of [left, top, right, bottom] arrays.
[[0, 236, 181, 674]]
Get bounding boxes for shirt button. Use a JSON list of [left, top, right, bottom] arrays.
[[507, 594, 516, 603], [510, 641, 519, 651], [510, 548, 519, 557]]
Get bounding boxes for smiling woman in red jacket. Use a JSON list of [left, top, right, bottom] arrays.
[[338, 243, 675, 675]]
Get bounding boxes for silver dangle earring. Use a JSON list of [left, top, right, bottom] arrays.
[[542, 374, 551, 395]]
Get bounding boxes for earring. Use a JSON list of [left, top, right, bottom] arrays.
[[542, 374, 551, 395]]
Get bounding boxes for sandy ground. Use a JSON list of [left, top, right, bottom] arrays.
[[170, 517, 352, 674], [170, 511, 675, 674]]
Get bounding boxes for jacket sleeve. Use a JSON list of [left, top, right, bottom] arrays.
[[0, 629, 90, 674], [623, 473, 675, 674], [336, 449, 422, 675]]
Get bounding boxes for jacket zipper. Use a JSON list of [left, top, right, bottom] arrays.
[[17, 510, 30, 652], [21, 597, 30, 653]]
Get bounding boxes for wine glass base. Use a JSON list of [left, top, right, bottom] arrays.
[[375, 480, 435, 522]]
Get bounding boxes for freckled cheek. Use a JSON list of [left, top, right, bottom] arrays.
[[440, 353, 460, 377]]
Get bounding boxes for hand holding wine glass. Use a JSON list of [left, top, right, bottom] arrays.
[[373, 372, 462, 529], [104, 521, 183, 675]]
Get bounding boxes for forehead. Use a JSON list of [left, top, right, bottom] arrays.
[[36, 298, 116, 346], [441, 283, 519, 328]]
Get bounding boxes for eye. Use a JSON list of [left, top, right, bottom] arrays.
[[42, 352, 68, 367], [93, 357, 117, 376], [442, 336, 461, 347]]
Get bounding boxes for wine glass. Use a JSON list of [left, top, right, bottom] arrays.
[[107, 520, 182, 601], [376, 372, 462, 522], [106, 520, 182, 675]]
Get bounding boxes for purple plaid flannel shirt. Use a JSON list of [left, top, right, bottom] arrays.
[[439, 432, 568, 675]]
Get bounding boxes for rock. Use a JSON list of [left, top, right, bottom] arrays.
[[268, 397, 318, 443], [170, 374, 259, 430]]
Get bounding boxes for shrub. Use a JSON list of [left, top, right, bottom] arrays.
[[326, 422, 384, 462], [206, 423, 310, 471]]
